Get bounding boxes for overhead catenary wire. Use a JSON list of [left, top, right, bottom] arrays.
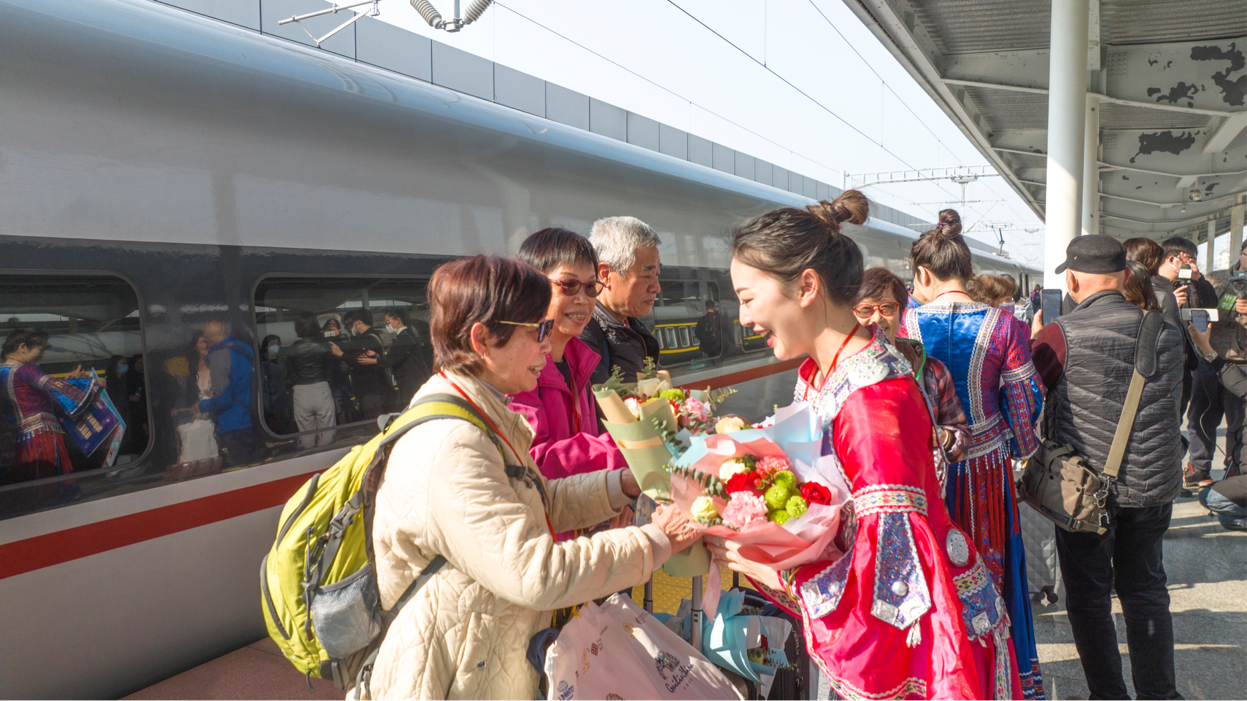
[[495, 2, 852, 188], [497, 2, 1026, 245]]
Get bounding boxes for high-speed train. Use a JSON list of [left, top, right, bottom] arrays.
[[0, 1, 1039, 697]]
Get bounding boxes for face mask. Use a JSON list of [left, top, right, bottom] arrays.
[[383, 325, 398, 335], [268, 344, 280, 356], [118, 364, 129, 374]]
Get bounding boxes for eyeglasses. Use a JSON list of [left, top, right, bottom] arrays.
[[852, 302, 900, 318], [550, 278, 605, 297], [499, 318, 555, 342]]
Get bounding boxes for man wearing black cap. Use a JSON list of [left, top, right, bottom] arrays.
[[1030, 235, 1186, 700]]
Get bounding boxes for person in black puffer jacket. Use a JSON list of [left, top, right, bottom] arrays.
[[579, 216, 663, 385], [1031, 235, 1185, 701]]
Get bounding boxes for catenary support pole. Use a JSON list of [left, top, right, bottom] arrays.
[[1208, 220, 1218, 273], [1082, 96, 1100, 237], [1043, 0, 1091, 290]]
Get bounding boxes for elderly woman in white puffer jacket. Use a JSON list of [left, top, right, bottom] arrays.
[[368, 255, 699, 700]]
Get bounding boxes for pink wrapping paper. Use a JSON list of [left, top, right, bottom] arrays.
[[669, 432, 850, 618]]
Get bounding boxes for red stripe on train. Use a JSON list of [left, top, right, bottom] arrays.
[[674, 357, 803, 391], [0, 472, 319, 580], [0, 357, 802, 579]]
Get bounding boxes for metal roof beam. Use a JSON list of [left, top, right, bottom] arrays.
[[840, 0, 1046, 219], [1203, 113, 1247, 154], [941, 78, 1237, 117]]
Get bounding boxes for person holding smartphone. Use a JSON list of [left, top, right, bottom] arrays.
[[1163, 238, 1234, 488], [1188, 319, 1245, 530]]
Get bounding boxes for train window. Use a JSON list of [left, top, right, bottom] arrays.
[[658, 279, 701, 308], [253, 277, 434, 445], [0, 274, 149, 496]]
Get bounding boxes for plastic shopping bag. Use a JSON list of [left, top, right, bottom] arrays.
[[543, 594, 743, 700]]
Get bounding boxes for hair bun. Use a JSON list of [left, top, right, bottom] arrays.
[[935, 208, 962, 238], [806, 201, 840, 232], [807, 189, 870, 235]]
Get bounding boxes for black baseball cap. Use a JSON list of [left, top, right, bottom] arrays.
[[1054, 235, 1127, 274]]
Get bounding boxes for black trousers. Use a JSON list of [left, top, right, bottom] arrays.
[[219, 428, 255, 469], [1055, 502, 1180, 700], [1188, 362, 1245, 474]]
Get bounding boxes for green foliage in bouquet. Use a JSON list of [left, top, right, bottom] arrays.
[[667, 463, 728, 498]]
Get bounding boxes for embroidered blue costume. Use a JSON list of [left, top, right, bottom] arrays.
[[901, 301, 1045, 699]]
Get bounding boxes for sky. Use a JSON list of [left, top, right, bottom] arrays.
[[371, 0, 1047, 265]]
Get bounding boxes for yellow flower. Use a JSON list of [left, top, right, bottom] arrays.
[[715, 416, 749, 434], [691, 496, 719, 522], [165, 357, 189, 378]]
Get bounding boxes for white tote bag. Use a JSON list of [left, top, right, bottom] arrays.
[[544, 594, 742, 701]]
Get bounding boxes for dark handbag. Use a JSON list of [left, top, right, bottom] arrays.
[[1019, 311, 1163, 534]]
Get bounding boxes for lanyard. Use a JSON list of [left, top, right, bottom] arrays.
[[802, 322, 861, 402], [933, 290, 970, 302], [439, 371, 524, 467]]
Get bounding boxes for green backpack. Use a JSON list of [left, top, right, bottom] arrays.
[[260, 393, 508, 695]]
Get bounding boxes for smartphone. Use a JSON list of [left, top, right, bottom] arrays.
[[1041, 289, 1064, 323], [1180, 307, 1219, 330], [1189, 309, 1209, 333]]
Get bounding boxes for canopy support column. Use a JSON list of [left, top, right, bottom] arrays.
[[1043, 0, 1090, 290], [1231, 205, 1245, 267], [1082, 96, 1100, 237]]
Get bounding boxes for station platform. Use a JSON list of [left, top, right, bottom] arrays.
[[128, 503, 1246, 700], [124, 566, 743, 700]]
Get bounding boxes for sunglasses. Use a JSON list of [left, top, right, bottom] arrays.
[[852, 302, 900, 318], [550, 278, 605, 297], [499, 318, 555, 342]]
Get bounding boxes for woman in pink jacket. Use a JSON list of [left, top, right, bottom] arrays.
[[509, 228, 629, 486]]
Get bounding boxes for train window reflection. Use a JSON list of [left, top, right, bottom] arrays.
[[253, 278, 433, 445], [0, 275, 148, 502]]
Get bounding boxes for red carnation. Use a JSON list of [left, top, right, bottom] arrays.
[[726, 471, 761, 495], [801, 481, 832, 506]]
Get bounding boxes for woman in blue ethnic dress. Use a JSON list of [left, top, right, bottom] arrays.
[[900, 209, 1045, 699], [708, 192, 1023, 700]]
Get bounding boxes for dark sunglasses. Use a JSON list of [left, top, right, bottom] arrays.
[[499, 318, 555, 342], [550, 278, 605, 297]]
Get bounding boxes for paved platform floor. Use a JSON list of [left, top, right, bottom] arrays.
[[1032, 489, 1246, 700]]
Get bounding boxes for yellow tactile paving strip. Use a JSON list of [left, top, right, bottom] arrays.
[[629, 564, 754, 615]]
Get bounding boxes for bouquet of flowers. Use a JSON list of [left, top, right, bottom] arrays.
[[593, 360, 737, 577], [592, 359, 735, 502], [653, 587, 793, 697], [664, 402, 852, 618]]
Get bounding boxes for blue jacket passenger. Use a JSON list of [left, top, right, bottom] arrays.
[[199, 336, 254, 435]]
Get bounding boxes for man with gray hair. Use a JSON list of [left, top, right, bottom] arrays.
[[580, 215, 663, 385]]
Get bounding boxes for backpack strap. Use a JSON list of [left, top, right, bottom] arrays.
[[310, 394, 507, 599]]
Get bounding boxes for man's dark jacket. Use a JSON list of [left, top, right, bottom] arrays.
[[1033, 291, 1186, 508], [580, 302, 661, 385]]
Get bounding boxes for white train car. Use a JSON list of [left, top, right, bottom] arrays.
[[0, 0, 1039, 697]]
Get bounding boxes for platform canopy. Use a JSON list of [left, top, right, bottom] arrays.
[[843, 0, 1246, 248]]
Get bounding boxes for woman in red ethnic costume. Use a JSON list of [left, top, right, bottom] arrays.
[[706, 191, 1022, 700], [1, 328, 98, 485]]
